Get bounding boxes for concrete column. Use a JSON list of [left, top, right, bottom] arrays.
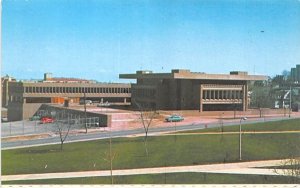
[[243, 83, 248, 111], [242, 85, 246, 111], [200, 85, 203, 112], [124, 98, 127, 103]]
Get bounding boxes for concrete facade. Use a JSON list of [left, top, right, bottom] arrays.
[[120, 69, 267, 111], [7, 75, 131, 121]]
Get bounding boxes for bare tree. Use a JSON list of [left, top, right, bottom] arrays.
[[274, 157, 300, 183], [134, 100, 157, 156], [102, 128, 116, 184], [54, 112, 73, 151]]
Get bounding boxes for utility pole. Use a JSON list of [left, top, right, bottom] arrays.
[[109, 127, 114, 184], [239, 117, 247, 161], [233, 101, 237, 119], [221, 112, 224, 133], [174, 121, 177, 143], [84, 88, 87, 133], [289, 86, 292, 118]]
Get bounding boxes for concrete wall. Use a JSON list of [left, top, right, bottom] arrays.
[[167, 79, 178, 110], [7, 102, 23, 121], [7, 102, 43, 121], [23, 103, 43, 120], [179, 79, 195, 110], [156, 80, 169, 110]]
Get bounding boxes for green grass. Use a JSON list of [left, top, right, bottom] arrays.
[[3, 172, 300, 184], [182, 118, 300, 133], [2, 134, 300, 175], [2, 119, 300, 176]]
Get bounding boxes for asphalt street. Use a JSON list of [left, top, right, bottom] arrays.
[[2, 116, 298, 150]]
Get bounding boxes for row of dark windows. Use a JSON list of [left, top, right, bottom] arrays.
[[24, 86, 131, 94], [203, 90, 243, 100]]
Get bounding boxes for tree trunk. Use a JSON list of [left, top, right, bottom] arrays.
[[60, 142, 63, 151], [144, 137, 148, 156]]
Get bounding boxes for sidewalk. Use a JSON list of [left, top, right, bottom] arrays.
[[1, 159, 288, 181]]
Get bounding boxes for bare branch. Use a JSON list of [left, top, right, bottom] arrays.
[[133, 99, 157, 156], [274, 157, 300, 183]]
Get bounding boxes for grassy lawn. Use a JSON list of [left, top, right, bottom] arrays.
[[3, 172, 300, 184], [2, 119, 300, 176], [2, 135, 300, 175], [181, 118, 300, 133]]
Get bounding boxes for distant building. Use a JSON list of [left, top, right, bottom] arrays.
[[291, 64, 300, 83], [120, 69, 267, 111], [6, 73, 131, 121], [1, 75, 16, 107]]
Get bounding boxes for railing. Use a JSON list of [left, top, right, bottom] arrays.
[[1, 117, 103, 138]]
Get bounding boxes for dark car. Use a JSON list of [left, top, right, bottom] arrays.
[[165, 115, 184, 122], [29, 115, 41, 121]]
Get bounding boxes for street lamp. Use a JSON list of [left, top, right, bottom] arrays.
[[289, 86, 292, 118], [221, 112, 224, 133], [239, 117, 247, 161]]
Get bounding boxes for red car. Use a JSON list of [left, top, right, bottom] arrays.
[[40, 117, 55, 124]]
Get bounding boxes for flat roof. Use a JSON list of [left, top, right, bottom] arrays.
[[120, 69, 267, 81], [10, 82, 131, 87]]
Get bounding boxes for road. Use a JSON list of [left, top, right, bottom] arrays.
[[2, 116, 298, 150]]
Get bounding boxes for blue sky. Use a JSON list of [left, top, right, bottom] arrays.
[[2, 0, 300, 82]]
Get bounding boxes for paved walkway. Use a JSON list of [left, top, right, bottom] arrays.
[[1, 160, 289, 181], [124, 130, 300, 138], [164, 130, 300, 135]]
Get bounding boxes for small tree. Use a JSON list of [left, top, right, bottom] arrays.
[[274, 157, 300, 183], [54, 112, 73, 151], [102, 129, 116, 184], [134, 100, 157, 156]]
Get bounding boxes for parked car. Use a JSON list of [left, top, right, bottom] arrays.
[[29, 115, 41, 121], [80, 100, 92, 105], [1, 117, 8, 122], [165, 115, 184, 122], [40, 117, 55, 124], [97, 102, 110, 107]]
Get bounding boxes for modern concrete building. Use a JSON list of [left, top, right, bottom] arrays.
[[7, 73, 131, 121], [120, 69, 267, 111]]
